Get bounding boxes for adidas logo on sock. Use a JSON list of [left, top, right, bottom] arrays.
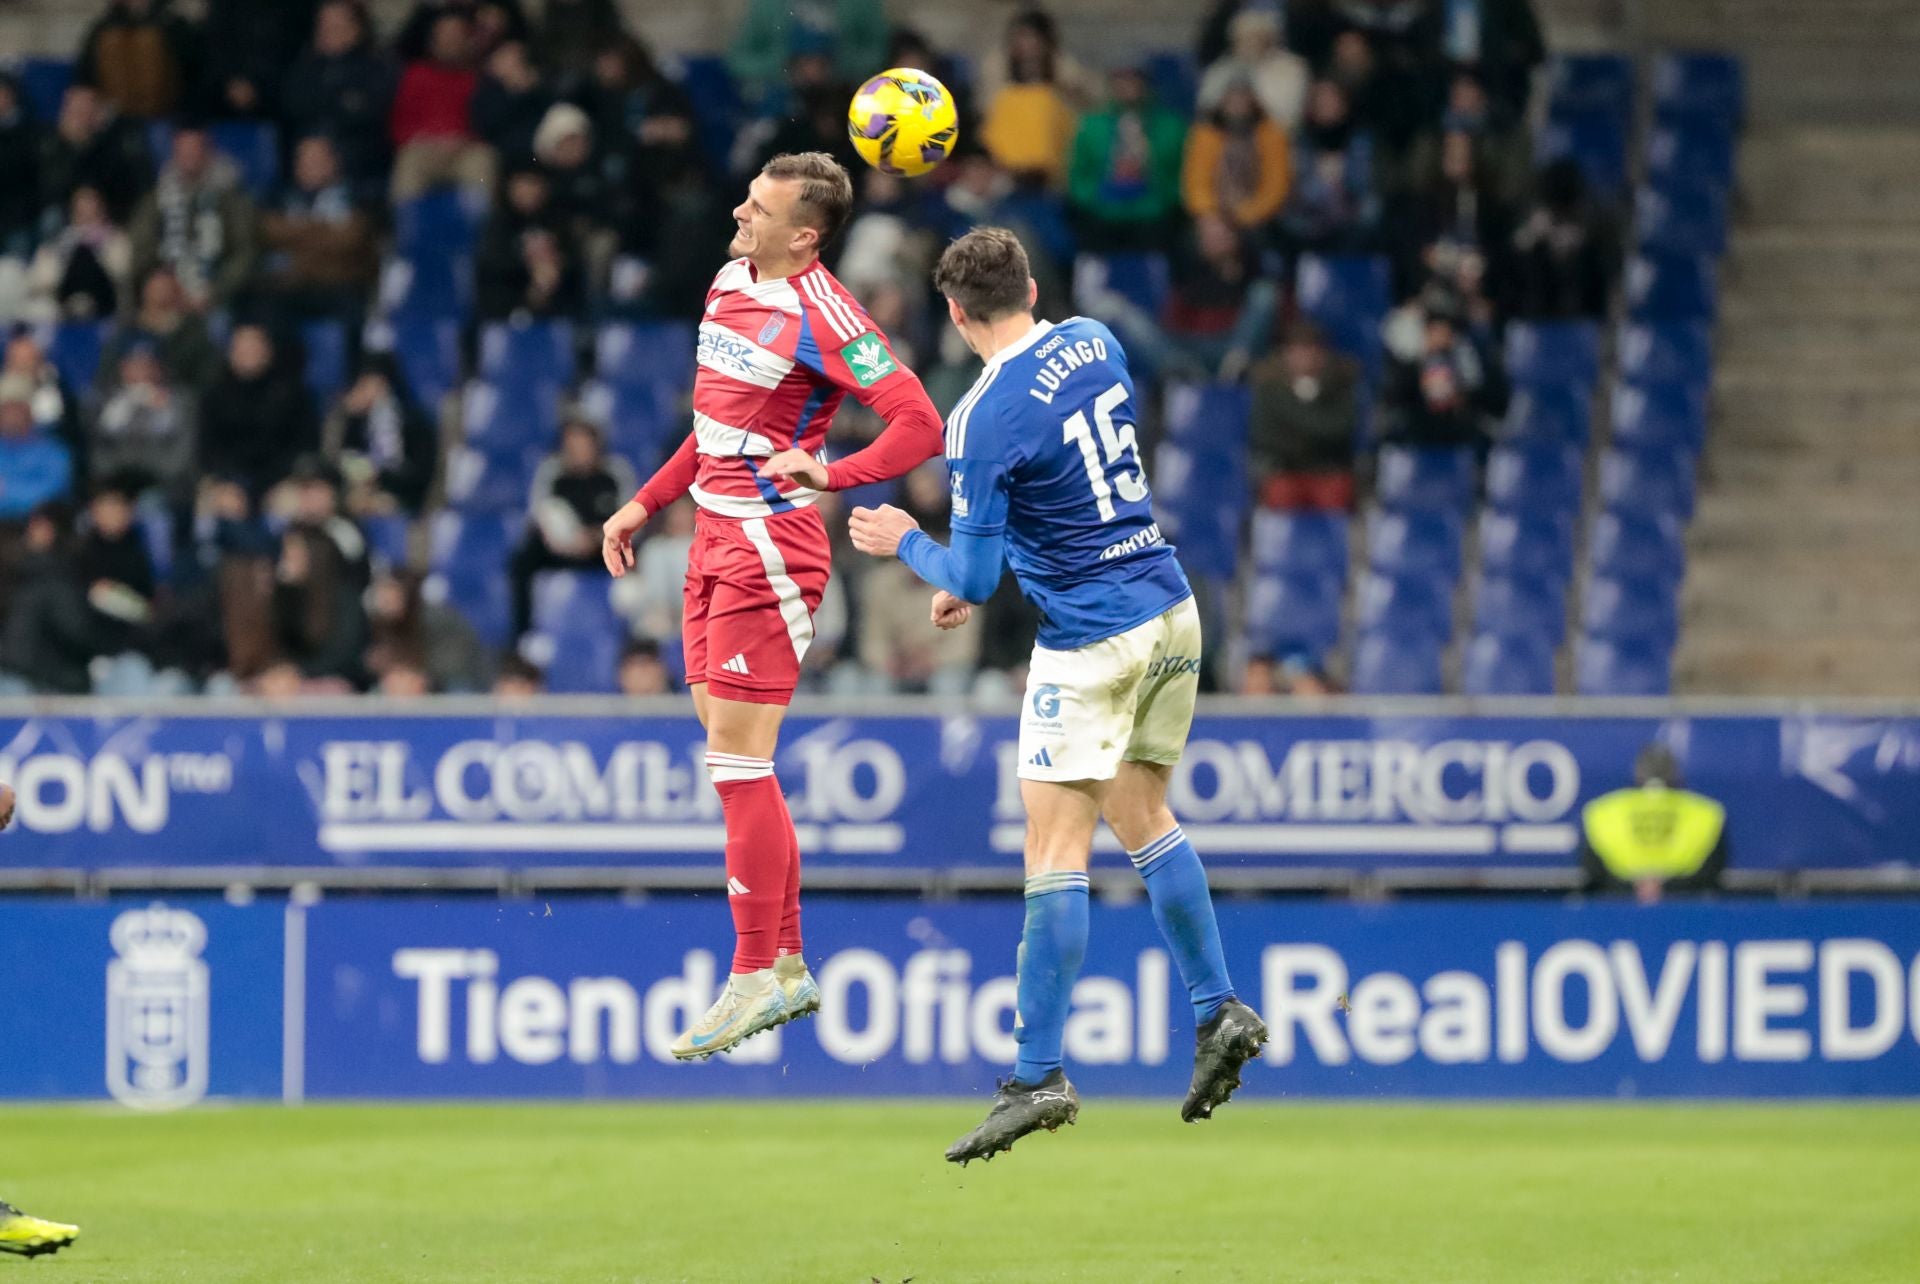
[[726, 876, 751, 896], [1027, 747, 1054, 768], [721, 653, 751, 675]]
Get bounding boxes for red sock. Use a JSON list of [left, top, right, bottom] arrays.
[[776, 789, 803, 958], [707, 753, 788, 973]]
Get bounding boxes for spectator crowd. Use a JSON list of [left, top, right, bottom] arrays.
[[0, 0, 1618, 702]]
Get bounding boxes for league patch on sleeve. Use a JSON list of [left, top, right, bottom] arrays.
[[840, 334, 898, 387]]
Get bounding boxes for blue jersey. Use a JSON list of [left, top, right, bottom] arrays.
[[944, 317, 1191, 650]]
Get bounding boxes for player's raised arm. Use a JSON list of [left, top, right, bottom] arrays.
[[759, 289, 943, 490]]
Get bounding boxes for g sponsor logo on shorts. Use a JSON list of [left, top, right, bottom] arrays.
[[1031, 684, 1062, 720]]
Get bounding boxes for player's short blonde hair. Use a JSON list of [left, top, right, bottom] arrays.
[[760, 152, 854, 247], [933, 227, 1032, 323]]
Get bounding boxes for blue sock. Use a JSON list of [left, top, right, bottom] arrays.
[[1012, 870, 1090, 1085], [1131, 827, 1234, 1025]]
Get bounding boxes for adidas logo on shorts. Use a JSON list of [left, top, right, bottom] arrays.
[[1027, 747, 1055, 768], [727, 877, 751, 896], [721, 653, 751, 675]]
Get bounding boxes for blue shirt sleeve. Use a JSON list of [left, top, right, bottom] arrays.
[[897, 526, 1005, 604]]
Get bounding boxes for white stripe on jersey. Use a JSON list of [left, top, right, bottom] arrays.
[[689, 482, 819, 519], [800, 271, 862, 342], [696, 320, 796, 390], [945, 364, 1003, 458], [692, 410, 778, 459]]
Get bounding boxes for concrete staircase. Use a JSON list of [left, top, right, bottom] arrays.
[[1659, 9, 1920, 695]]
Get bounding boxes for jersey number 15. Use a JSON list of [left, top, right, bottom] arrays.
[[1063, 382, 1147, 522]]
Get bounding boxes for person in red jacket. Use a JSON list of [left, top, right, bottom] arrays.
[[389, 11, 496, 202], [600, 152, 943, 1060]]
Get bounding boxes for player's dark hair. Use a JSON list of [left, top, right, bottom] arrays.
[[760, 152, 855, 248], [933, 227, 1033, 323]]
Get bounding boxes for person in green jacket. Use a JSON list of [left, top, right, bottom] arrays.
[[1579, 744, 1729, 904], [727, 0, 889, 107], [1066, 66, 1188, 253]]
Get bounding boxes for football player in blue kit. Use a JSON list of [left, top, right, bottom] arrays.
[[847, 228, 1270, 1164]]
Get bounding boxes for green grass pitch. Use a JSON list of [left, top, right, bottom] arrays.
[[3, 1102, 1918, 1282]]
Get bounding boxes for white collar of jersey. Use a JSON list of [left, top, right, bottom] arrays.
[[983, 318, 1055, 372]]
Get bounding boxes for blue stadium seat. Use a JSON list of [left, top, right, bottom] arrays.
[[1653, 51, 1744, 128], [1356, 570, 1455, 644], [1463, 632, 1557, 697], [1589, 511, 1687, 587], [1373, 444, 1475, 512], [1505, 321, 1601, 390], [1143, 51, 1198, 117], [1368, 509, 1463, 579], [578, 380, 673, 460], [427, 571, 512, 648], [1599, 446, 1697, 520], [1536, 108, 1628, 199], [396, 189, 483, 261], [532, 571, 619, 638], [19, 58, 72, 123], [299, 320, 349, 407], [1581, 575, 1680, 647], [1547, 54, 1634, 118], [1351, 633, 1445, 696], [1501, 385, 1592, 447], [536, 632, 622, 694], [1633, 183, 1729, 257], [1576, 636, 1672, 696], [1163, 382, 1251, 457], [443, 444, 543, 512], [1472, 573, 1567, 645], [595, 322, 696, 392], [359, 513, 410, 570], [384, 316, 462, 410], [1081, 252, 1170, 317], [1627, 252, 1717, 321], [480, 321, 577, 388], [1476, 510, 1574, 585], [1249, 509, 1349, 580], [1486, 442, 1585, 516], [211, 121, 280, 201], [462, 380, 563, 458], [429, 510, 523, 573], [1645, 120, 1735, 189], [381, 254, 473, 320], [1294, 253, 1392, 359], [1611, 380, 1708, 453], [44, 321, 109, 393], [673, 54, 742, 162], [1245, 571, 1343, 660], [1617, 321, 1714, 388]]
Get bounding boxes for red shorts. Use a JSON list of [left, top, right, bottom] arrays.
[[682, 506, 831, 704]]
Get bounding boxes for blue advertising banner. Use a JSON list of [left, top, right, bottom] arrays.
[[6, 896, 1919, 1101], [1, 706, 1917, 872]]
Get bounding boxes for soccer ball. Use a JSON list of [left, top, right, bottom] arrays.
[[847, 67, 959, 178]]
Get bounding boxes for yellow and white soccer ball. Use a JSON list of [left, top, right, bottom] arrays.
[[847, 67, 959, 178]]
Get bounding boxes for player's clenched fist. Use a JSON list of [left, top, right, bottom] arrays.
[[601, 500, 650, 577], [930, 591, 971, 630], [849, 504, 919, 557]]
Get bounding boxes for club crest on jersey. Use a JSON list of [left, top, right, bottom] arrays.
[[757, 313, 787, 346], [841, 334, 896, 387]]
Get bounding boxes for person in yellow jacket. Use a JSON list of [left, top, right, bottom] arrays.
[[1182, 80, 1292, 231], [1579, 745, 1728, 903]]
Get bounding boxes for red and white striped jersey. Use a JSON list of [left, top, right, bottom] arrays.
[[680, 256, 921, 520]]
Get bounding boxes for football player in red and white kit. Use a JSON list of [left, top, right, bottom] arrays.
[[601, 152, 943, 1058]]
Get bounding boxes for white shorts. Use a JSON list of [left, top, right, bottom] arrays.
[[1018, 596, 1202, 783]]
